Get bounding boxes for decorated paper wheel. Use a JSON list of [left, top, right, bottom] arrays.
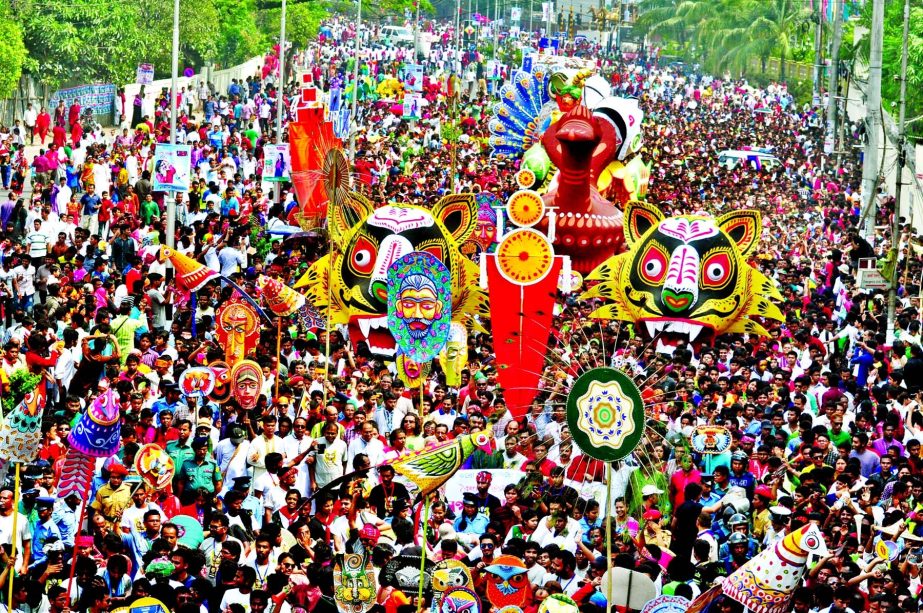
[[515, 168, 537, 190], [496, 229, 555, 286], [506, 190, 545, 228], [566, 367, 645, 462]]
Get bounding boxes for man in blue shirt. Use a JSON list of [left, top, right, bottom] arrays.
[[31, 497, 61, 567], [80, 185, 102, 235], [454, 492, 490, 546]]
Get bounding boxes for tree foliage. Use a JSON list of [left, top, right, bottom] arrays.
[[852, 1, 923, 136], [14, 0, 432, 90], [634, 0, 812, 80], [0, 13, 27, 99]]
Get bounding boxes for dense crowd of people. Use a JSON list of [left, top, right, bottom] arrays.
[[0, 14, 920, 613]]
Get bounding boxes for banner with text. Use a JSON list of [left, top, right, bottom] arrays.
[[50, 84, 116, 117]]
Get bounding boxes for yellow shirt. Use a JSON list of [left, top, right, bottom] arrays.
[[753, 508, 770, 542], [90, 482, 132, 526]]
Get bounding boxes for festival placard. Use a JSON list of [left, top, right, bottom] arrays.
[[403, 64, 424, 93], [511, 6, 522, 21], [136, 63, 155, 85], [151, 144, 192, 192], [403, 94, 422, 120], [262, 144, 292, 182], [329, 87, 342, 113], [49, 84, 116, 116]]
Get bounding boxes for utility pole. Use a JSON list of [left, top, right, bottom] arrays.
[[615, 0, 622, 60], [166, 0, 179, 249], [861, 0, 884, 240], [812, 0, 824, 103], [275, 0, 287, 204], [529, 0, 533, 35], [887, 0, 910, 345], [348, 0, 363, 162], [824, 0, 842, 161], [413, 0, 421, 61]]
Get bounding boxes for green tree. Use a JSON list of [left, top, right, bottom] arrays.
[[713, 0, 811, 79], [215, 0, 267, 67], [0, 14, 27, 99], [18, 0, 221, 87]]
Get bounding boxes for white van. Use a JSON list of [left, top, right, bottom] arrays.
[[717, 149, 782, 171], [381, 26, 415, 47]]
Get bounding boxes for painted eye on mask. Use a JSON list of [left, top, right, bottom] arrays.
[[701, 252, 732, 289], [349, 236, 377, 275], [639, 244, 668, 284]]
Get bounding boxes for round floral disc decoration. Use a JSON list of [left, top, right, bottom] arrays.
[[495, 228, 555, 285], [506, 190, 545, 228], [566, 367, 645, 462]]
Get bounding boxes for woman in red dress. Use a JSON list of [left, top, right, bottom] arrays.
[[35, 107, 51, 144]]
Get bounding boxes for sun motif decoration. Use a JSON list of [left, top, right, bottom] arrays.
[[567, 367, 645, 462], [507, 190, 546, 228], [495, 228, 554, 285]]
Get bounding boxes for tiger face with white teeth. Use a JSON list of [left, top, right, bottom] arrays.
[[583, 201, 783, 353]]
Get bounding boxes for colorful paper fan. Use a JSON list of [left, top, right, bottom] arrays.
[[387, 252, 452, 364], [257, 274, 306, 317], [506, 190, 545, 228], [495, 229, 555, 285], [566, 367, 645, 462], [159, 246, 219, 291], [172, 515, 205, 548], [134, 444, 176, 491]]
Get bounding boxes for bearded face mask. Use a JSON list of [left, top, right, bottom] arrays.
[[387, 252, 452, 364]]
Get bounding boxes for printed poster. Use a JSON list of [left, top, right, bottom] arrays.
[[511, 6, 522, 21], [403, 64, 424, 93], [262, 144, 291, 183], [136, 63, 155, 85], [403, 94, 422, 120], [151, 144, 192, 192]]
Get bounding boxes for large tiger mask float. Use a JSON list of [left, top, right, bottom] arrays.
[[296, 192, 488, 358], [583, 201, 783, 353]]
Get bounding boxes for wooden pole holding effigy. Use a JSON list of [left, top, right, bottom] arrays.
[[65, 497, 88, 605], [417, 495, 431, 613], [274, 318, 283, 399], [8, 462, 19, 608], [605, 461, 613, 613]]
